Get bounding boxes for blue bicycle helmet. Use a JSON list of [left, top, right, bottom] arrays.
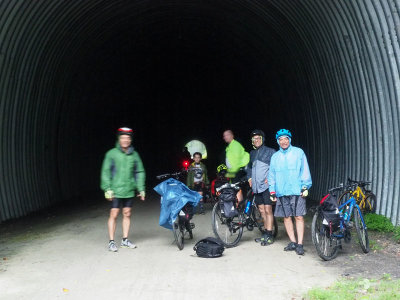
[[275, 129, 292, 140]]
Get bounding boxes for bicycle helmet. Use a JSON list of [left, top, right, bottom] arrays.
[[217, 164, 228, 174], [251, 129, 265, 147], [117, 127, 133, 137], [275, 129, 292, 140]]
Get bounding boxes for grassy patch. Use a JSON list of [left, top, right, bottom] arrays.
[[364, 213, 400, 243], [305, 274, 400, 299], [369, 239, 384, 251]]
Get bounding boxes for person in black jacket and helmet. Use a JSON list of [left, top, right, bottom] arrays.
[[247, 129, 276, 246]]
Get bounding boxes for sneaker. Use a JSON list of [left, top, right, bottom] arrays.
[[284, 241, 297, 251], [121, 239, 137, 249], [295, 244, 305, 255], [108, 241, 118, 252], [261, 235, 274, 246]]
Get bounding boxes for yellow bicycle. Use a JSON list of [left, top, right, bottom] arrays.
[[337, 178, 376, 213]]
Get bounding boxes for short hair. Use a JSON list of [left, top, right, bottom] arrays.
[[193, 152, 202, 158]]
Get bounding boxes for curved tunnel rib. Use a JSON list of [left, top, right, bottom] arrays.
[[0, 0, 399, 225]]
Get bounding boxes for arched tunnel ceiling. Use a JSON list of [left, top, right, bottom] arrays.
[[0, 0, 399, 225]]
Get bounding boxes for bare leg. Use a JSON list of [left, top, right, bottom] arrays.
[[265, 205, 274, 231], [294, 216, 304, 245], [108, 208, 120, 240], [236, 189, 243, 202], [283, 217, 297, 243], [258, 205, 268, 230], [122, 207, 132, 238]]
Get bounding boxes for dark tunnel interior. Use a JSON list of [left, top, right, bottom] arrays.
[[1, 0, 399, 225]]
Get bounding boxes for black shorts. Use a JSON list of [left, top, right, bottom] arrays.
[[110, 198, 134, 209], [254, 189, 272, 206]]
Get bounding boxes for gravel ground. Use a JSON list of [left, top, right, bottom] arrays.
[[0, 196, 399, 299]]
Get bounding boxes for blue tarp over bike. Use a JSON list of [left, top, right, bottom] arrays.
[[154, 178, 202, 230]]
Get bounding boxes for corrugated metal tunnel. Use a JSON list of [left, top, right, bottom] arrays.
[[0, 0, 399, 225]]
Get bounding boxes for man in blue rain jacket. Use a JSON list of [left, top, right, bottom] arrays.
[[268, 129, 312, 256]]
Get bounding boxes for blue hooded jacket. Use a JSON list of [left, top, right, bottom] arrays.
[[268, 145, 312, 197]]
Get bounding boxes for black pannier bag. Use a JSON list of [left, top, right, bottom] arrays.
[[193, 237, 225, 258], [218, 188, 238, 218], [319, 193, 341, 231]]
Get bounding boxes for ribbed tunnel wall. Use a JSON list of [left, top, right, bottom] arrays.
[[0, 0, 399, 225]]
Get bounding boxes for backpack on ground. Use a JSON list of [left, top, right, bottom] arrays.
[[319, 193, 341, 232], [193, 237, 225, 258], [218, 188, 238, 218]]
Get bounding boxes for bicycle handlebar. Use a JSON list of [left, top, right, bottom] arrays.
[[328, 183, 344, 193], [347, 178, 371, 186], [156, 170, 187, 180], [216, 180, 247, 193]]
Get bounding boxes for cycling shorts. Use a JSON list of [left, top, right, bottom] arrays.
[[110, 198, 134, 209], [192, 182, 204, 192], [254, 189, 272, 206]]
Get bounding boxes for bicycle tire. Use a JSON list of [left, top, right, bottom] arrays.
[[338, 190, 352, 207], [185, 221, 193, 239], [211, 201, 243, 247], [363, 193, 376, 213], [172, 217, 184, 250], [353, 207, 369, 253], [251, 207, 278, 238], [311, 210, 339, 261]]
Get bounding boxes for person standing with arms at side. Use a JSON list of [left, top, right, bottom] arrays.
[[222, 130, 250, 202], [101, 127, 146, 252], [268, 129, 312, 255], [247, 129, 276, 246], [186, 152, 209, 214]]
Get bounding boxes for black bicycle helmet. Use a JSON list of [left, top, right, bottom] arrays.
[[251, 129, 265, 139]]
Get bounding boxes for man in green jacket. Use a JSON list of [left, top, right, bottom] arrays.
[[223, 130, 250, 202], [101, 127, 146, 252]]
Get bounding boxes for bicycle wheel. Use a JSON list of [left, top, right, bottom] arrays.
[[172, 217, 184, 250], [353, 207, 369, 253], [363, 193, 376, 213], [311, 210, 339, 261], [251, 207, 278, 238], [212, 201, 243, 247], [338, 190, 352, 207]]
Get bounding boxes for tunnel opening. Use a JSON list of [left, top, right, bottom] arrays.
[[0, 0, 399, 225]]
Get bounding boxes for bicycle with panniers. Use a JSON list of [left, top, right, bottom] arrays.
[[211, 181, 278, 247], [311, 183, 369, 261]]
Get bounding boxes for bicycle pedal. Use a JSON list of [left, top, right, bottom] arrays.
[[190, 223, 195, 229]]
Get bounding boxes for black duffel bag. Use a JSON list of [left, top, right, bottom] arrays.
[[193, 237, 225, 258]]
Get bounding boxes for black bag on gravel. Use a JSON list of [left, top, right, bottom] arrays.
[[193, 237, 225, 258]]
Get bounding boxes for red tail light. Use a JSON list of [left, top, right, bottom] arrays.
[[183, 160, 190, 169]]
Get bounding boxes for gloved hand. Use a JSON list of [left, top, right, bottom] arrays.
[[301, 187, 309, 198], [104, 190, 114, 200], [270, 192, 277, 202], [139, 191, 146, 199]]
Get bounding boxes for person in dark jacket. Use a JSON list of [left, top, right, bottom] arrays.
[[187, 152, 209, 214], [247, 129, 276, 246], [101, 127, 146, 252]]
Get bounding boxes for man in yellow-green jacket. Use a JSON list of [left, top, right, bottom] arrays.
[[101, 127, 146, 252], [223, 130, 250, 202]]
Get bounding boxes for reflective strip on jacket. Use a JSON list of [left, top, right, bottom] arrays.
[[268, 145, 312, 197]]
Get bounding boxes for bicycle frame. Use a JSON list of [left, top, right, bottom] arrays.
[[338, 195, 367, 229]]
